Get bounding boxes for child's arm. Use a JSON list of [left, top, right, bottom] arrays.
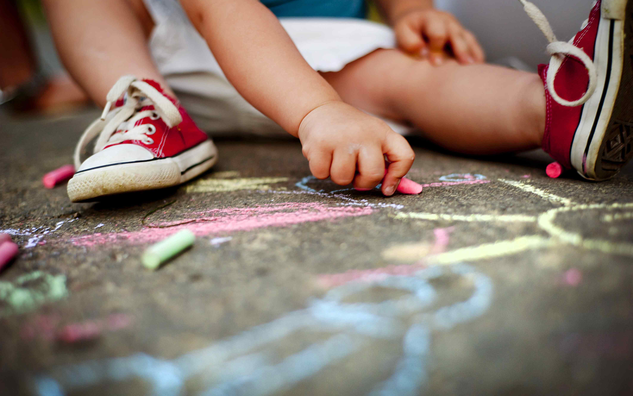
[[374, 0, 485, 65], [180, 0, 414, 195]]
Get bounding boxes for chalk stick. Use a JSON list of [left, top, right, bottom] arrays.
[[397, 177, 423, 195], [0, 241, 19, 271], [142, 229, 195, 270], [354, 170, 422, 195], [43, 164, 75, 189], [546, 162, 563, 179], [0, 233, 12, 245]]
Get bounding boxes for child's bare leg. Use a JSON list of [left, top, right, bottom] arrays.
[[42, 0, 168, 106], [323, 49, 545, 155]]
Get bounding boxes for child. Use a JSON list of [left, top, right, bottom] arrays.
[[42, 0, 632, 202]]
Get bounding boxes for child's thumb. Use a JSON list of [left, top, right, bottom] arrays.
[[382, 134, 415, 196]]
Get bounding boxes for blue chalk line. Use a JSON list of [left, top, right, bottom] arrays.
[[33, 263, 493, 395]]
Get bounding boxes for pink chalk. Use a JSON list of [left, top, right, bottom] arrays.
[[383, 169, 423, 195], [70, 203, 372, 247], [0, 241, 19, 271], [563, 268, 582, 286], [57, 322, 102, 343], [43, 164, 75, 189], [397, 177, 423, 195], [546, 162, 563, 179], [0, 233, 11, 245]]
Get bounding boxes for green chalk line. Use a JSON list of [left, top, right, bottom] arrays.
[[0, 271, 68, 318]]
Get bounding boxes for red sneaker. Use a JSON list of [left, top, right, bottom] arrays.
[[522, 0, 633, 180], [67, 76, 217, 202]]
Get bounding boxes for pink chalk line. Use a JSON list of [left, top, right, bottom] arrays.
[[318, 227, 454, 288], [20, 313, 133, 341], [70, 203, 372, 247]]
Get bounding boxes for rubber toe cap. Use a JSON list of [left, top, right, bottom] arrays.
[[77, 144, 155, 172]]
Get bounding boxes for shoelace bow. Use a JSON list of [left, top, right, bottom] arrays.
[[73, 76, 182, 168], [519, 0, 598, 107]]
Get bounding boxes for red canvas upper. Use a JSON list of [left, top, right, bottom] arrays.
[[539, 1, 602, 169], [104, 79, 208, 158]]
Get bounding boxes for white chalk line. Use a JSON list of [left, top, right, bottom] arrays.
[[395, 212, 537, 223], [0, 218, 77, 248]]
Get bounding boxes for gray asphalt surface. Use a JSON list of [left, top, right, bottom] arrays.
[[1, 108, 632, 395]]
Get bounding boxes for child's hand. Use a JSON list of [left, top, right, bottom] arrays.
[[393, 8, 485, 66], [298, 102, 415, 196]]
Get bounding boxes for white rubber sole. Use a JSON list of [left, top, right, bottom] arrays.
[[571, 0, 632, 180], [67, 140, 218, 202]]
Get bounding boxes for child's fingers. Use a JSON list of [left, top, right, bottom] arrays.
[[330, 151, 357, 186], [307, 150, 332, 180], [425, 19, 449, 65], [394, 18, 426, 54], [448, 25, 473, 64], [382, 133, 415, 196], [463, 30, 485, 63], [353, 147, 386, 190]]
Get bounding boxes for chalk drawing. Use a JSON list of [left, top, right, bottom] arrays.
[[562, 269, 582, 286], [395, 212, 537, 223], [322, 235, 553, 287], [69, 203, 372, 247], [382, 227, 454, 262], [210, 237, 232, 247], [21, 313, 133, 341], [326, 173, 489, 194], [395, 179, 633, 262], [602, 212, 633, 223], [0, 272, 68, 318], [538, 202, 633, 256], [33, 263, 493, 396], [211, 171, 241, 178], [0, 218, 77, 248], [438, 173, 486, 182], [185, 177, 288, 193], [499, 179, 574, 206], [426, 236, 555, 265]]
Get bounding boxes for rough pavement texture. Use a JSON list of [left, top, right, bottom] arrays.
[[1, 109, 632, 395]]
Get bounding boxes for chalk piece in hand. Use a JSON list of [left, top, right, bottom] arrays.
[[0, 233, 12, 245], [397, 177, 423, 195], [546, 162, 563, 179], [0, 241, 19, 271], [43, 165, 75, 189], [142, 229, 195, 270]]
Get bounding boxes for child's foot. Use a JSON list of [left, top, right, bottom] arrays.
[[522, 0, 633, 180], [67, 76, 217, 202]]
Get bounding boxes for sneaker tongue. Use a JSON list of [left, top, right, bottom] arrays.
[[141, 79, 177, 104], [141, 79, 164, 93]]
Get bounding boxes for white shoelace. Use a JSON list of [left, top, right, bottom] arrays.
[[73, 75, 182, 168], [519, 0, 598, 107]]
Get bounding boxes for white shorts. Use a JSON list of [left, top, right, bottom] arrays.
[[143, 0, 410, 137]]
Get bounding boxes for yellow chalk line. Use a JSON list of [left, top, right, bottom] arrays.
[[185, 177, 289, 193], [538, 202, 633, 257], [602, 212, 633, 223], [426, 235, 555, 265], [395, 212, 537, 222], [499, 179, 574, 206]]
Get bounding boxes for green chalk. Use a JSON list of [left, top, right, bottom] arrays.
[[142, 229, 196, 270]]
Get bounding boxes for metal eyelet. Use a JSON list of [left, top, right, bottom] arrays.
[[146, 124, 157, 135], [150, 112, 160, 120], [142, 137, 154, 145]]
